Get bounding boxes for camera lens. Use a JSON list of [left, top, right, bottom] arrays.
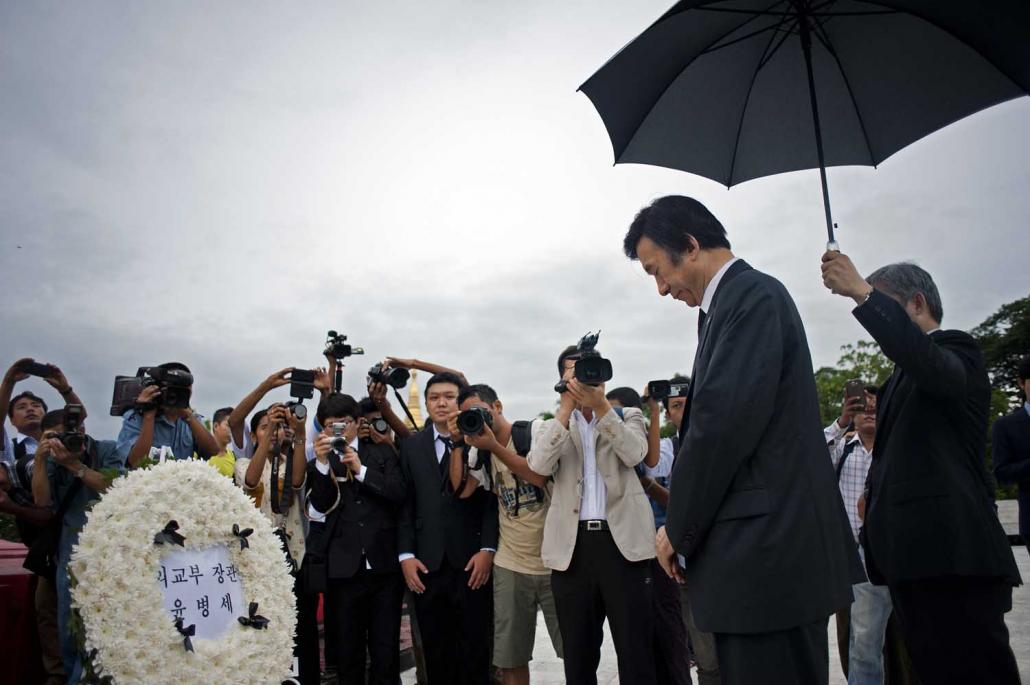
[[385, 367, 410, 388], [329, 436, 347, 451], [372, 418, 389, 434], [63, 433, 84, 453], [457, 407, 493, 435]]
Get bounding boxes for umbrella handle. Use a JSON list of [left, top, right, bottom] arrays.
[[826, 240, 840, 252]]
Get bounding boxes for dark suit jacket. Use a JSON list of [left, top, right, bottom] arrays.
[[397, 426, 499, 573], [993, 407, 1030, 536], [666, 260, 861, 635], [306, 439, 407, 579], [855, 289, 1020, 585]]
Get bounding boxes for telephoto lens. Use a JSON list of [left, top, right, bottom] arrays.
[[457, 407, 493, 435]]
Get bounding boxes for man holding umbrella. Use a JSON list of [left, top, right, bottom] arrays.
[[822, 252, 1022, 684], [624, 195, 861, 685]]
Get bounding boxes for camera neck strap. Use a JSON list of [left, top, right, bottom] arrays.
[[269, 441, 294, 517], [391, 386, 424, 431]]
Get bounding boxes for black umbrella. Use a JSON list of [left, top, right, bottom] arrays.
[[580, 0, 1030, 247]]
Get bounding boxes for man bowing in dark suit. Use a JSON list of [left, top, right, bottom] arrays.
[[822, 254, 1021, 685], [994, 356, 1030, 561], [624, 195, 861, 685]]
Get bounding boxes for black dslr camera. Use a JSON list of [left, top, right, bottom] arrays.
[[110, 366, 194, 416], [55, 404, 86, 453], [645, 379, 690, 402], [555, 331, 614, 393], [368, 362, 410, 389], [284, 369, 314, 421], [324, 331, 364, 360], [457, 407, 493, 436]]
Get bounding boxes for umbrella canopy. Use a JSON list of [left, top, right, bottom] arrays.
[[580, 0, 1030, 243]]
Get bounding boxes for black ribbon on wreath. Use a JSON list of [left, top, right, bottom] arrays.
[[153, 520, 186, 547], [173, 616, 196, 652], [237, 601, 269, 630], [232, 524, 253, 550]]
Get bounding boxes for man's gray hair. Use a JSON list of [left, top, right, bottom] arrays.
[[866, 262, 943, 323]]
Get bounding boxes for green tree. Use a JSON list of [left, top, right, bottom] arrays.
[[814, 340, 892, 426], [970, 294, 1030, 411]]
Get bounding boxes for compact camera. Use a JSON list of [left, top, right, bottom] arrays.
[[645, 379, 690, 402]]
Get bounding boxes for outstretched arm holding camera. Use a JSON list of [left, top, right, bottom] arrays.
[[368, 381, 412, 440], [228, 368, 293, 450], [385, 357, 469, 387], [1, 359, 86, 447]]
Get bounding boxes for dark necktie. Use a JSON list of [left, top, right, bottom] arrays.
[[697, 309, 707, 339], [436, 435, 453, 478]]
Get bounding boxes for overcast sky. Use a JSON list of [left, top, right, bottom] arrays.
[[2, 1, 1028, 436]]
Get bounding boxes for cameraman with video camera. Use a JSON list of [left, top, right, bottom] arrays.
[[1, 358, 88, 685], [526, 335, 656, 685], [307, 393, 407, 685], [32, 406, 124, 683], [116, 362, 219, 468]]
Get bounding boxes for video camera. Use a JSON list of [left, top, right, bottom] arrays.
[[555, 331, 613, 393], [110, 366, 194, 416], [368, 362, 410, 389], [457, 406, 493, 436], [55, 404, 85, 453], [645, 379, 690, 402], [324, 331, 364, 360]]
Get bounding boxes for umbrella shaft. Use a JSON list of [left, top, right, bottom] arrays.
[[799, 10, 836, 245]]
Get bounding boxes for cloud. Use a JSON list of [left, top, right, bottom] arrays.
[[2, 0, 1028, 438]]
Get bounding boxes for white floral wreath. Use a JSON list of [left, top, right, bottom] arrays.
[[70, 459, 296, 684]]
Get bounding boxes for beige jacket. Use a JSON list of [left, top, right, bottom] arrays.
[[527, 407, 656, 571]]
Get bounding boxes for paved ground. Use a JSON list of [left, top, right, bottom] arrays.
[[402, 546, 1030, 684]]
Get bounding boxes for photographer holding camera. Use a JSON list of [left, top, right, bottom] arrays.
[[2, 358, 87, 465], [1, 358, 87, 685], [637, 376, 720, 685], [446, 383, 563, 685], [116, 362, 219, 468], [31, 407, 124, 683], [307, 393, 407, 685], [228, 366, 333, 465], [233, 402, 315, 682], [526, 339, 656, 685]]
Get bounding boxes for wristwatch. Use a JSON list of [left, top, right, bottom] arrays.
[[74, 464, 87, 479]]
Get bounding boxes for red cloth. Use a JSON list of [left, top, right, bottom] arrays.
[[0, 541, 43, 685]]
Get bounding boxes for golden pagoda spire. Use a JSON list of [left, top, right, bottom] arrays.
[[406, 370, 423, 429]]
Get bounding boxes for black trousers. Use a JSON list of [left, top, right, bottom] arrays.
[[294, 573, 321, 685], [412, 561, 492, 685], [889, 576, 1019, 685], [714, 618, 828, 685], [651, 558, 692, 685], [550, 528, 656, 685], [326, 567, 404, 685]]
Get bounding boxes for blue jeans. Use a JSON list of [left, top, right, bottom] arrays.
[[55, 556, 83, 685], [847, 580, 892, 685]]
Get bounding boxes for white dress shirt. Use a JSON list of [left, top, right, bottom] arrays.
[[699, 257, 741, 316], [644, 437, 676, 478], [574, 409, 607, 521]]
